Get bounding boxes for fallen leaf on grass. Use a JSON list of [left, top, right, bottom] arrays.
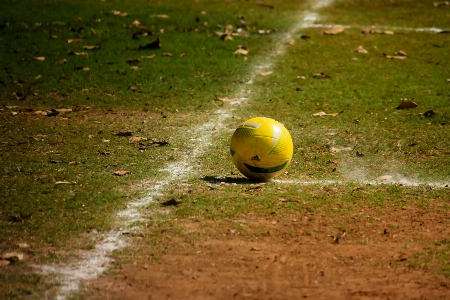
[[217, 97, 238, 102], [313, 72, 331, 78], [107, 10, 129, 17], [57, 58, 67, 64], [132, 30, 151, 40], [234, 48, 249, 55], [83, 45, 100, 50], [433, 1, 449, 6], [161, 198, 181, 206], [129, 136, 147, 143], [313, 111, 338, 117], [0, 260, 10, 267], [162, 52, 173, 56], [34, 110, 47, 116], [149, 139, 169, 146], [354, 45, 368, 53], [12, 92, 26, 100], [130, 66, 142, 70], [376, 175, 392, 181], [67, 39, 82, 43], [128, 86, 142, 93], [114, 170, 130, 176], [1, 252, 24, 262], [139, 37, 161, 50], [33, 57, 45, 61], [149, 14, 169, 19], [396, 98, 418, 109], [68, 51, 88, 56], [361, 28, 374, 34], [141, 54, 156, 59], [324, 26, 345, 35], [383, 54, 406, 60], [54, 108, 72, 113], [55, 181, 76, 185], [260, 71, 273, 76], [112, 131, 133, 136], [422, 109, 436, 117], [396, 50, 407, 56]]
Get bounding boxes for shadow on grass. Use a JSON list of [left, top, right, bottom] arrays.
[[201, 175, 262, 185]]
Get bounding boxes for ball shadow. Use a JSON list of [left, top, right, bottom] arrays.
[[201, 175, 263, 185]]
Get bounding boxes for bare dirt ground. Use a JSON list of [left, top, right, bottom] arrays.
[[88, 203, 450, 300]]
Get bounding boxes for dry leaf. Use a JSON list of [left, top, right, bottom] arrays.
[[313, 111, 338, 117], [67, 39, 82, 43], [2, 252, 24, 262], [34, 110, 47, 116], [54, 108, 72, 113], [12, 92, 26, 100], [324, 26, 345, 35], [132, 20, 141, 26], [35, 75, 42, 80], [50, 35, 58, 39], [114, 170, 130, 176], [162, 52, 173, 56], [180, 52, 186, 57], [376, 175, 392, 181], [129, 136, 148, 143], [109, 10, 129, 17], [234, 48, 249, 55], [83, 45, 100, 50], [396, 50, 407, 56], [361, 28, 374, 34], [0, 260, 10, 267], [396, 98, 418, 109], [434, 1, 449, 6], [128, 86, 142, 93], [130, 66, 142, 70], [422, 109, 436, 117], [260, 71, 273, 76], [217, 97, 238, 102], [141, 54, 156, 59], [33, 57, 45, 61], [68, 51, 88, 56], [149, 139, 169, 147], [149, 14, 169, 18], [55, 181, 75, 185], [354, 45, 368, 53], [383, 30, 394, 35], [57, 58, 67, 64], [313, 72, 331, 78], [384, 54, 406, 60]]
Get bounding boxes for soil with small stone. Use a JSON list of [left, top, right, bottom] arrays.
[[88, 204, 450, 300]]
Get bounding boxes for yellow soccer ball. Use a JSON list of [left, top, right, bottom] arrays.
[[230, 117, 293, 181]]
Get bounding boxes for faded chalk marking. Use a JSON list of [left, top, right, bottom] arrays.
[[303, 23, 448, 33], [34, 1, 336, 299]]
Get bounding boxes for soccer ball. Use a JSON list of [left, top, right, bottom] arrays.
[[230, 117, 293, 181]]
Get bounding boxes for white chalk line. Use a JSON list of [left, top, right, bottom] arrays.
[[33, 2, 334, 299], [299, 23, 449, 33], [274, 179, 448, 188]]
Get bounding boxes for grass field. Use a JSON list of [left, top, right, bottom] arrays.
[[0, 0, 449, 299]]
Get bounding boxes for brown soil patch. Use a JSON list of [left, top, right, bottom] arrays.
[[88, 205, 450, 300]]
